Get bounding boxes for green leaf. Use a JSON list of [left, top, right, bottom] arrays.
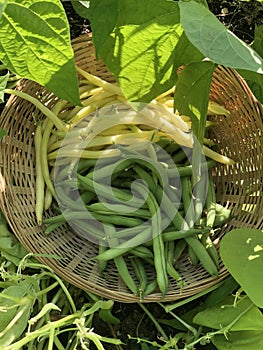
[[194, 295, 263, 331], [173, 61, 215, 182], [251, 25, 263, 58], [203, 276, 239, 308], [179, 0, 263, 74], [0, 0, 81, 105], [0, 72, 9, 102], [220, 228, 263, 307], [88, 0, 118, 58], [93, 0, 203, 102], [0, 211, 28, 265], [0, 280, 36, 347], [212, 331, 263, 350], [99, 308, 120, 325], [0, 0, 8, 18], [237, 69, 263, 103], [174, 61, 215, 143], [71, 0, 90, 19]]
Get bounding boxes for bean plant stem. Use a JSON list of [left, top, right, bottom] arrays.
[[138, 303, 168, 341]]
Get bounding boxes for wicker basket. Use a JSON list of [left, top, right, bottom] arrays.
[[0, 34, 262, 303]]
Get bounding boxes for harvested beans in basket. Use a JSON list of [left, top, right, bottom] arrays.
[[0, 34, 262, 303]]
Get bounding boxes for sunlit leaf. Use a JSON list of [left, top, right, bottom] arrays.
[[91, 0, 203, 102], [0, 0, 80, 104]]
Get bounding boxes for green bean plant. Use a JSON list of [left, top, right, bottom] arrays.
[[0, 212, 122, 350]]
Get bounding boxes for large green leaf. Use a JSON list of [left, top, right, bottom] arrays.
[[212, 330, 263, 350], [179, 0, 263, 74], [220, 228, 263, 307], [237, 25, 263, 103], [237, 69, 263, 103], [194, 295, 263, 331], [71, 1, 90, 19], [251, 25, 263, 58], [174, 61, 215, 143], [173, 61, 215, 182], [0, 0, 80, 105], [88, 0, 118, 57], [91, 0, 203, 102]]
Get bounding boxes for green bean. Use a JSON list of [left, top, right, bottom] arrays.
[[143, 280, 158, 297], [188, 245, 199, 266], [205, 173, 216, 227], [114, 254, 138, 294], [167, 160, 217, 177], [44, 187, 53, 211], [96, 226, 152, 261], [137, 183, 168, 296], [133, 164, 157, 193], [215, 203, 232, 215], [44, 221, 64, 235], [184, 236, 218, 276], [77, 67, 123, 95], [87, 202, 150, 219], [165, 241, 184, 287], [129, 246, 154, 260], [90, 212, 144, 227], [117, 145, 170, 188], [130, 257, 148, 300], [87, 159, 132, 181], [203, 145, 235, 165], [173, 239, 188, 266], [198, 205, 232, 227], [193, 173, 208, 224], [34, 123, 45, 225], [103, 225, 138, 294], [54, 186, 78, 210], [155, 137, 173, 150], [164, 141, 181, 155], [162, 227, 210, 242], [4, 89, 68, 132], [77, 174, 146, 208], [200, 233, 220, 269], [98, 241, 108, 274], [43, 210, 105, 240], [172, 148, 189, 163], [70, 218, 105, 241], [155, 184, 189, 231], [40, 119, 56, 198], [181, 176, 195, 228]]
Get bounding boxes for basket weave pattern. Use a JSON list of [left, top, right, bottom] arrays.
[[0, 34, 262, 302]]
